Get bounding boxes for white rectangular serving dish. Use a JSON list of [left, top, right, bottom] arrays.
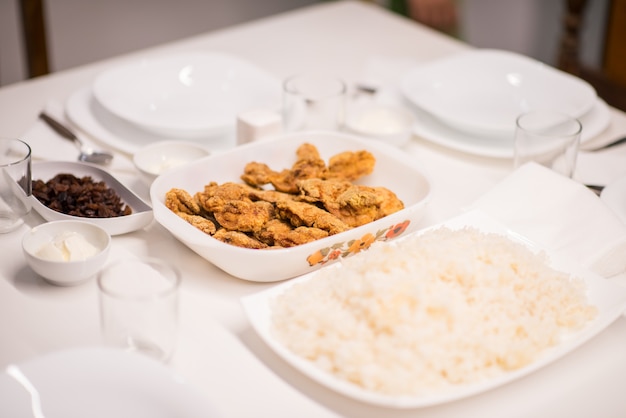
[[150, 131, 431, 282]]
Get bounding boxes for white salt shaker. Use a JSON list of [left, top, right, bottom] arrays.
[[237, 109, 283, 145]]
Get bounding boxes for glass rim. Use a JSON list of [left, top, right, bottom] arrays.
[[0, 137, 31, 167], [515, 110, 582, 138], [283, 73, 347, 98], [97, 257, 181, 300]]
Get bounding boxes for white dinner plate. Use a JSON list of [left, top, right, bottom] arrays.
[[409, 98, 609, 158], [601, 174, 626, 225], [401, 49, 597, 138], [0, 347, 219, 418], [92, 51, 281, 138], [31, 161, 153, 235], [241, 211, 626, 408], [66, 87, 237, 155]]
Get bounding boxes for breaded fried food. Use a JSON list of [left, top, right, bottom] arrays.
[[177, 212, 218, 235], [248, 188, 298, 204], [213, 229, 268, 249], [254, 219, 329, 247], [165, 142, 403, 250], [324, 150, 375, 181], [372, 186, 405, 218], [165, 188, 201, 215], [211, 200, 274, 233], [296, 178, 403, 227], [275, 200, 350, 235], [241, 143, 328, 193]]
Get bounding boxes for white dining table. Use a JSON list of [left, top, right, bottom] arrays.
[[1, 1, 626, 417]]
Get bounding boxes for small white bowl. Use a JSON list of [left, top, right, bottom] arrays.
[[22, 220, 111, 286], [346, 102, 416, 147], [133, 140, 211, 186]]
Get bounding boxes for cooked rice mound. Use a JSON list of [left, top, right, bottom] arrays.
[[270, 227, 597, 396]]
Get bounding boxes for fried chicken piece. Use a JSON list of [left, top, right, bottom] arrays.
[[165, 188, 201, 215], [209, 200, 274, 233], [248, 188, 297, 204], [291, 143, 327, 180], [372, 186, 405, 218], [241, 143, 328, 193], [279, 226, 329, 247], [296, 178, 403, 227], [296, 178, 353, 203], [177, 212, 217, 235], [254, 219, 329, 247], [198, 182, 254, 212], [298, 179, 381, 227], [324, 150, 375, 181], [275, 200, 350, 235], [254, 219, 293, 246], [240, 162, 274, 188], [332, 186, 384, 227], [213, 229, 268, 249]]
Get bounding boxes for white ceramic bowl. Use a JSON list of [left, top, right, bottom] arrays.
[[133, 140, 211, 186], [22, 220, 111, 286], [150, 131, 431, 282], [346, 102, 416, 147]]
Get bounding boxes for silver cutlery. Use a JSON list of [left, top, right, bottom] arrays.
[[585, 184, 604, 196], [39, 112, 114, 165]]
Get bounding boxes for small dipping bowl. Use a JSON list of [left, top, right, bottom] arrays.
[[346, 102, 415, 147], [22, 220, 111, 286], [133, 140, 211, 186]]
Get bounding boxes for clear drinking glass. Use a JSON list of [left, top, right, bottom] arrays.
[[0, 138, 32, 233], [283, 73, 346, 132], [98, 258, 181, 362], [513, 110, 582, 178]]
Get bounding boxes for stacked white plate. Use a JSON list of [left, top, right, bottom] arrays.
[[67, 51, 282, 154], [399, 49, 609, 158]]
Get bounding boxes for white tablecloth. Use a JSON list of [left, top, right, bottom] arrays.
[[1, 2, 626, 417]]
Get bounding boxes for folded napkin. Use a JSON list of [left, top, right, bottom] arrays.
[[575, 149, 626, 187], [469, 162, 626, 278], [21, 101, 135, 173]]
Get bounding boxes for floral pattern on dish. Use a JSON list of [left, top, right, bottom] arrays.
[[306, 220, 411, 266]]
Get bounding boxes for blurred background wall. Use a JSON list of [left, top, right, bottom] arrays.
[[0, 0, 611, 86]]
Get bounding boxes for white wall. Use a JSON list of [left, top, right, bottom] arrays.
[[0, 0, 319, 86], [0, 0, 610, 86]]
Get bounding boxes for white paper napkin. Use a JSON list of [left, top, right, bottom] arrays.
[[21, 101, 135, 173], [469, 162, 626, 278]]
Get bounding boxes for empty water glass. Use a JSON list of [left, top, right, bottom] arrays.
[[514, 110, 581, 178], [0, 138, 32, 233], [283, 73, 346, 131], [98, 258, 181, 362]]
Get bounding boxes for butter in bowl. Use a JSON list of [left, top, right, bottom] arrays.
[[22, 220, 111, 286]]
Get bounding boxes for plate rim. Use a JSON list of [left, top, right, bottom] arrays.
[[409, 97, 609, 159], [0, 346, 218, 417]]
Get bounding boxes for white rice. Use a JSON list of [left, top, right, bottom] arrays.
[[270, 227, 597, 396]]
